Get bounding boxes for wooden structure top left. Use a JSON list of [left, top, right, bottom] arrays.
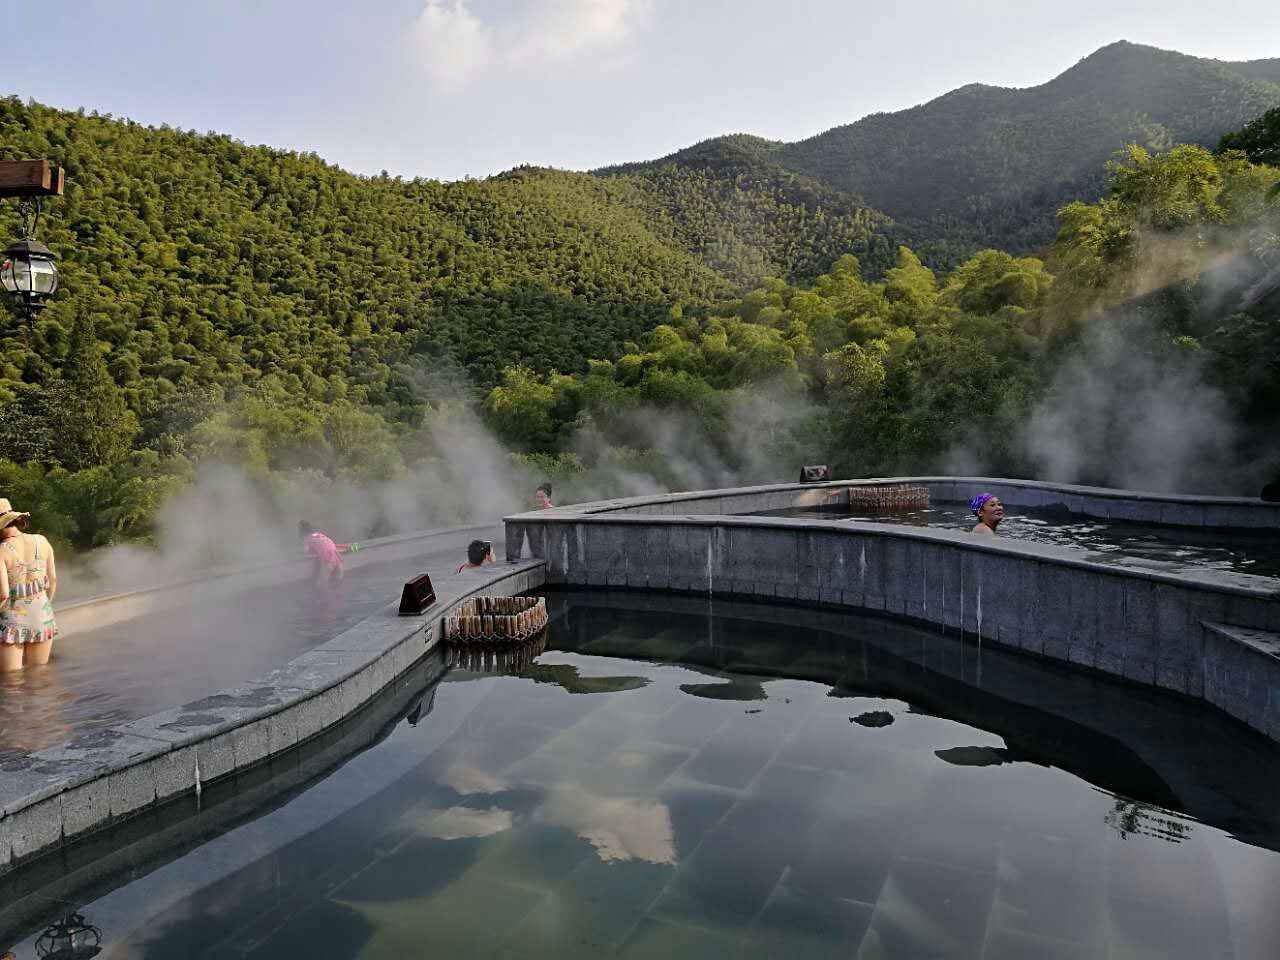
[[0, 159, 64, 198]]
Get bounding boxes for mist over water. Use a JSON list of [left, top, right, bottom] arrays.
[[63, 383, 819, 597]]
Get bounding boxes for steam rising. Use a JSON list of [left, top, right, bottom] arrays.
[[63, 382, 816, 597], [1022, 319, 1240, 494]]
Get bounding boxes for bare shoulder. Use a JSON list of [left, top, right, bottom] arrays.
[[971, 523, 994, 535]]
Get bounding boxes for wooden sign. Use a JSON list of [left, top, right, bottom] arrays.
[[398, 573, 437, 616], [0, 160, 65, 198]]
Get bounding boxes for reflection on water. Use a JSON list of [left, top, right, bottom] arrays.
[[762, 501, 1280, 579], [4, 593, 1280, 959]]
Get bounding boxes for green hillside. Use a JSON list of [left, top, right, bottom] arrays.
[[617, 42, 1280, 264], [602, 134, 901, 282], [777, 41, 1280, 253], [0, 98, 734, 419]]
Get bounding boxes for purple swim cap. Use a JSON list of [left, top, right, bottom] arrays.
[[970, 492, 994, 515]]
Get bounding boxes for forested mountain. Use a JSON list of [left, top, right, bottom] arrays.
[[0, 98, 736, 416], [614, 42, 1280, 264], [0, 43, 1277, 554], [602, 134, 901, 282]]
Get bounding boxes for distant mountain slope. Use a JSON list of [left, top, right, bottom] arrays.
[[612, 42, 1280, 264], [775, 41, 1280, 252], [600, 134, 901, 282], [1228, 57, 1280, 86]]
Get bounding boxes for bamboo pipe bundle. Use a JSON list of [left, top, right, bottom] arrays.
[[847, 484, 929, 513], [444, 595, 549, 644], [447, 633, 548, 672]]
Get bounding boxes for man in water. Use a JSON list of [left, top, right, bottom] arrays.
[[970, 493, 1004, 535], [457, 539, 496, 573], [534, 482, 554, 510]]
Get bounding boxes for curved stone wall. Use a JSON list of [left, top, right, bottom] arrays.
[[0, 526, 547, 876], [504, 479, 1280, 743], [553, 477, 1280, 529]]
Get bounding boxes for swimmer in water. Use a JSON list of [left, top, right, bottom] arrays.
[[970, 493, 1004, 535], [0, 500, 59, 673], [457, 539, 496, 573], [534, 482, 554, 510]]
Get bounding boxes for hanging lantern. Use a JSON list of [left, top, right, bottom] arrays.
[[1, 237, 59, 321], [35, 913, 102, 959], [0, 159, 65, 325]]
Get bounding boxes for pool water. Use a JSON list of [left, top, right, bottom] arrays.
[[0, 528, 500, 763], [760, 502, 1280, 580], [4, 593, 1279, 958]]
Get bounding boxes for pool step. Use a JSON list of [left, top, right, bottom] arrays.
[[1202, 622, 1280, 662], [1199, 622, 1280, 740]]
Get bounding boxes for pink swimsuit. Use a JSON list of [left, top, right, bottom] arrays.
[[306, 531, 343, 574]]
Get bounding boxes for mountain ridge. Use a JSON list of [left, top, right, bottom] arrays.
[[603, 40, 1280, 261]]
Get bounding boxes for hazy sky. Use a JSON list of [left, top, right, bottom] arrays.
[[11, 1, 1280, 181]]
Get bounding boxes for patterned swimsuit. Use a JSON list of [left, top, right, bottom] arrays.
[[1, 535, 57, 645]]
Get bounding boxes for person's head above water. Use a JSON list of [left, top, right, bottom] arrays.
[[970, 492, 1004, 532], [535, 483, 554, 509], [466, 539, 494, 566]]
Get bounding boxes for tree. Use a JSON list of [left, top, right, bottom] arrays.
[[50, 312, 139, 471], [1218, 106, 1280, 167]]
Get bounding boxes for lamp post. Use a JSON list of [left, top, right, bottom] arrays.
[[0, 159, 64, 325]]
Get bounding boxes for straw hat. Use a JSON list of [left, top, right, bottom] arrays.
[[0, 498, 30, 528]]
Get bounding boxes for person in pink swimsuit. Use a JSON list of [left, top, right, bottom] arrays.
[[299, 521, 348, 582], [0, 499, 58, 672]]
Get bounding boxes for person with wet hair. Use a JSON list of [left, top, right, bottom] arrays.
[[534, 482, 554, 510], [457, 539, 496, 573], [0, 499, 58, 672], [970, 493, 1004, 535]]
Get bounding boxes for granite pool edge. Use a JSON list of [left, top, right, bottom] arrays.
[[0, 558, 547, 875], [504, 484, 1280, 744], [538, 476, 1280, 529]]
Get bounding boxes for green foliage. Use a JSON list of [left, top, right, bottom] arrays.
[[0, 97, 731, 414], [2, 66, 1278, 559], [768, 42, 1280, 260], [1218, 106, 1280, 166], [1048, 144, 1280, 317], [56, 312, 141, 470], [600, 137, 899, 283]]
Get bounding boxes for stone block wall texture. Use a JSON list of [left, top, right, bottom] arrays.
[[545, 477, 1280, 530], [504, 506, 1279, 744], [0, 559, 547, 875]]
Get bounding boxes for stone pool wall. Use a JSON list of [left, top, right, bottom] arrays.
[[574, 477, 1280, 529], [0, 555, 547, 876], [505, 480, 1280, 743]]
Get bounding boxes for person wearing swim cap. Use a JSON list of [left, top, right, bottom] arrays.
[[970, 493, 1004, 535]]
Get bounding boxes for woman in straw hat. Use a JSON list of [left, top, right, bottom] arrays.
[[0, 499, 58, 672]]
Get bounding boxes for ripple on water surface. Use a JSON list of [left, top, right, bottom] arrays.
[[762, 501, 1280, 580], [4, 592, 1279, 959]]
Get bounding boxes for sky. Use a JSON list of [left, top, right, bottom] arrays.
[[9, 0, 1280, 181]]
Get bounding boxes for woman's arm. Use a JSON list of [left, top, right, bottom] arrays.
[[0, 555, 9, 609], [42, 536, 56, 600]]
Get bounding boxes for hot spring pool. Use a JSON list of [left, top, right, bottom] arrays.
[[0, 528, 503, 763], [4, 592, 1278, 958], [758, 502, 1280, 580]]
